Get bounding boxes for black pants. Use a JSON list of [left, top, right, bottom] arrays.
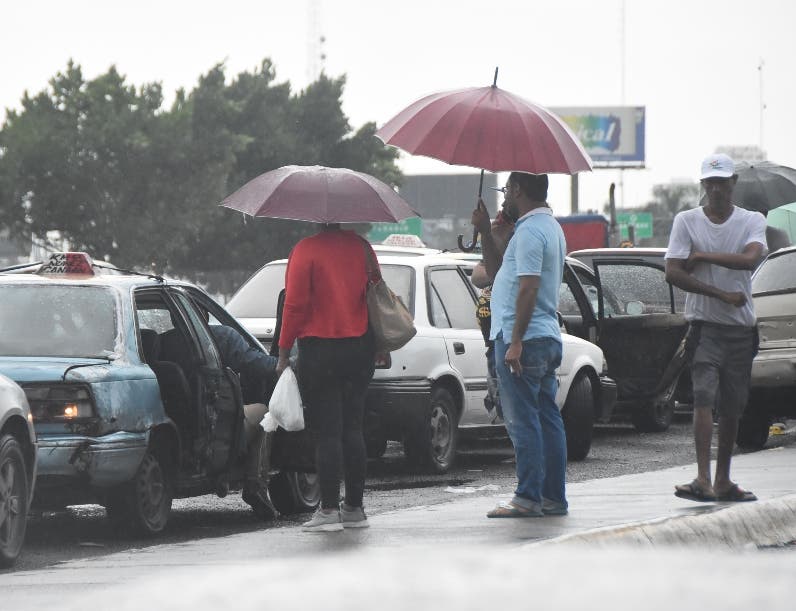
[[296, 331, 375, 509]]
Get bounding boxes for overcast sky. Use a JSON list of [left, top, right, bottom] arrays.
[[3, 0, 795, 216]]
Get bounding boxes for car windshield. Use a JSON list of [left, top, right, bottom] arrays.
[[753, 251, 796, 294], [226, 263, 286, 318], [0, 285, 117, 357]]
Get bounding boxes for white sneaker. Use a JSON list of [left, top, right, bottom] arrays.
[[302, 508, 343, 532], [341, 504, 370, 529]]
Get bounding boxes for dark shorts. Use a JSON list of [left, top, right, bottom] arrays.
[[685, 322, 758, 418]]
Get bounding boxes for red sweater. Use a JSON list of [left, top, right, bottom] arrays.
[[279, 230, 377, 349]]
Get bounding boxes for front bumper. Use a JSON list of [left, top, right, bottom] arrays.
[[36, 431, 148, 489], [365, 378, 432, 439], [751, 348, 796, 389], [597, 374, 619, 423]]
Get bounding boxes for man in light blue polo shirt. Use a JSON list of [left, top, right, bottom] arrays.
[[474, 172, 567, 518]]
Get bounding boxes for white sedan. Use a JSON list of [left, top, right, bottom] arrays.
[[227, 252, 616, 473]]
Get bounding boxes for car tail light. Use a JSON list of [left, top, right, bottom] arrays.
[[374, 352, 392, 369], [23, 384, 96, 422]]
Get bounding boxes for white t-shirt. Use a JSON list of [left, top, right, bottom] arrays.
[[665, 206, 767, 326]]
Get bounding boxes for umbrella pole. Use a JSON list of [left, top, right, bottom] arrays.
[[457, 67, 497, 252]]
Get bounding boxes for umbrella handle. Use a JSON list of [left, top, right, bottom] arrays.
[[458, 230, 478, 252]]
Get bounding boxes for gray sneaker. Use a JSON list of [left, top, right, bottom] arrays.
[[341, 504, 370, 529], [302, 508, 343, 532], [542, 498, 568, 516]]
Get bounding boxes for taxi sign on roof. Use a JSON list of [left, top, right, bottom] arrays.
[[381, 234, 426, 248], [38, 252, 95, 276]]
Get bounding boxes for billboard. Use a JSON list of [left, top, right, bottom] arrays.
[[551, 106, 646, 168]]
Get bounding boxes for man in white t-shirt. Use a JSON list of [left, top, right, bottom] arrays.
[[665, 153, 767, 504]]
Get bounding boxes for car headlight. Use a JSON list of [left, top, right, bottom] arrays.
[[23, 384, 96, 422]]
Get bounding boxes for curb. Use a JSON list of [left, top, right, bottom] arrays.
[[531, 493, 796, 549]]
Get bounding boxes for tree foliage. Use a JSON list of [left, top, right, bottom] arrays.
[[0, 59, 401, 279]]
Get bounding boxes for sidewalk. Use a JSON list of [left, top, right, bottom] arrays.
[[2, 444, 795, 610]]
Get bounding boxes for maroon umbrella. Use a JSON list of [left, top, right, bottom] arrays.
[[376, 69, 592, 249], [376, 79, 592, 176], [220, 165, 419, 224]]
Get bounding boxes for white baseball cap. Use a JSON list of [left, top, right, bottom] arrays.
[[700, 153, 735, 179]]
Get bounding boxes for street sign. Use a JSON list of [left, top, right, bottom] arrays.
[[367, 217, 422, 242], [616, 211, 653, 240]]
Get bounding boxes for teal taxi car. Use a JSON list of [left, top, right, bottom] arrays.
[[0, 253, 314, 535]]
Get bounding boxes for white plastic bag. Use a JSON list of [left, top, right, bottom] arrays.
[[261, 366, 304, 432]]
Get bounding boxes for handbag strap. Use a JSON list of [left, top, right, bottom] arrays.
[[360, 238, 382, 284]]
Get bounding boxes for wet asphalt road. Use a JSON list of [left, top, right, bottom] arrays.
[[6, 415, 796, 573]]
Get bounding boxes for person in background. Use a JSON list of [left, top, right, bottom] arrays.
[[665, 153, 766, 503], [471, 198, 518, 422], [277, 223, 376, 532], [474, 172, 569, 518]]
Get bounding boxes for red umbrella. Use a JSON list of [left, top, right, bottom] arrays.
[[220, 165, 419, 224], [376, 70, 592, 249], [376, 80, 592, 175]]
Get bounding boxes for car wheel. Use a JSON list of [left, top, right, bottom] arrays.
[[562, 373, 594, 461], [267, 471, 320, 515], [0, 435, 29, 568], [736, 406, 771, 450], [404, 387, 458, 474], [632, 397, 675, 433], [128, 450, 172, 536]]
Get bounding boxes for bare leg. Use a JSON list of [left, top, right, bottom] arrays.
[[713, 415, 739, 493], [692, 405, 715, 494]]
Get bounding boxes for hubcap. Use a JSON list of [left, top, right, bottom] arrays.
[[137, 455, 166, 525], [429, 404, 452, 459], [0, 456, 22, 547]]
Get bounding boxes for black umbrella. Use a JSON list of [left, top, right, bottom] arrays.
[[732, 161, 796, 212]]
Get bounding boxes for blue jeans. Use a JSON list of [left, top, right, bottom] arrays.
[[495, 335, 566, 509]]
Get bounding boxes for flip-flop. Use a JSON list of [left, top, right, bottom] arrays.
[[487, 501, 543, 518], [716, 484, 757, 502], [674, 480, 717, 502]]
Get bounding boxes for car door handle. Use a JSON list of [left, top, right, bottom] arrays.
[[453, 342, 465, 355]]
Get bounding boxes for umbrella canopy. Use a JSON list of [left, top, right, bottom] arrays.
[[766, 202, 796, 244], [220, 165, 419, 224], [376, 85, 593, 175], [732, 161, 796, 213]]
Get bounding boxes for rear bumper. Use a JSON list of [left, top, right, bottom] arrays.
[[365, 378, 431, 439], [751, 348, 796, 389], [36, 431, 147, 489]]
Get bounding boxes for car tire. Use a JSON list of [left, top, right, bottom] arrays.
[[0, 435, 29, 568], [128, 449, 172, 536], [562, 373, 594, 461], [267, 471, 320, 515], [736, 406, 771, 450], [404, 387, 458, 474], [632, 397, 675, 433]]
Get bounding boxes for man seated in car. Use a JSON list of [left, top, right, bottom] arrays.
[[198, 306, 279, 517]]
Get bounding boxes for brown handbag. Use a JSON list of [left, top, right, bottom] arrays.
[[362, 242, 417, 352]]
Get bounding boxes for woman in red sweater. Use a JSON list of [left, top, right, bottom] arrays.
[[276, 224, 377, 532]]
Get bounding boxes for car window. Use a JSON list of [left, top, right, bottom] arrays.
[[380, 264, 414, 313], [595, 263, 673, 315], [172, 292, 223, 369], [0, 285, 117, 357], [226, 263, 286, 318], [428, 268, 478, 330], [558, 281, 581, 315], [753, 251, 796, 294]]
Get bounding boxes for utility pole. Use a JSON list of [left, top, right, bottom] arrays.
[[306, 0, 326, 83], [758, 58, 766, 152]]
